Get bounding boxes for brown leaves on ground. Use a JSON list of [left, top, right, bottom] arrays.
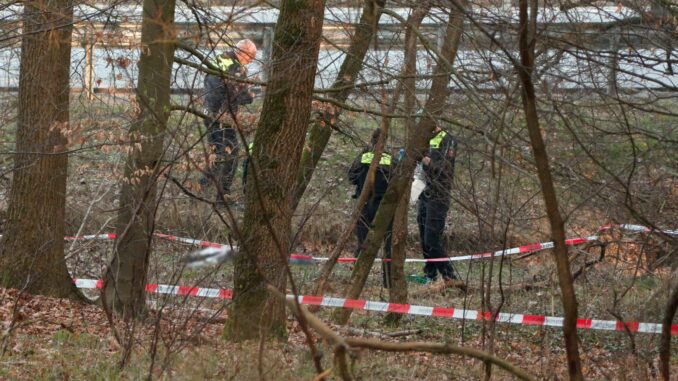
[[0, 288, 107, 338], [0, 287, 227, 354], [1, 279, 675, 380]]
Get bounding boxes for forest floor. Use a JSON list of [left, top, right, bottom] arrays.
[[0, 226, 676, 380], [1, 100, 677, 380]]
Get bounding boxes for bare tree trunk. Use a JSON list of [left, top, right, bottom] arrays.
[[102, 0, 177, 319], [292, 0, 386, 210], [225, 0, 325, 342], [385, 190, 411, 324], [334, 2, 467, 325], [385, 5, 428, 325], [0, 0, 79, 298], [516, 0, 584, 379], [659, 279, 678, 381], [607, 31, 620, 96]]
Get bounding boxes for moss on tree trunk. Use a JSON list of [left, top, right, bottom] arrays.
[[102, 0, 177, 320], [0, 0, 79, 298], [225, 0, 326, 342]]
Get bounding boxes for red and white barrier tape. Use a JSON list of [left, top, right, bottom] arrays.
[[64, 232, 597, 264], [64, 232, 228, 249], [291, 236, 599, 264], [63, 223, 675, 265], [597, 224, 678, 236], [73, 278, 677, 336]]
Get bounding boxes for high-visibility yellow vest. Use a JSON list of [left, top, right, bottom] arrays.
[[216, 56, 235, 72], [360, 152, 392, 165], [429, 130, 447, 149]]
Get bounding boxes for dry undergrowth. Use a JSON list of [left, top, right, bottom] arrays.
[[1, 231, 676, 380]]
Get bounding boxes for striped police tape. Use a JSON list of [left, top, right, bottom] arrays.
[[63, 223, 675, 267], [597, 224, 678, 236], [65, 232, 227, 248], [298, 221, 678, 263], [73, 278, 677, 336], [291, 236, 599, 264], [68, 234, 596, 267], [65, 232, 598, 265]]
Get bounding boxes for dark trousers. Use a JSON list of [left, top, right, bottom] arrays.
[[355, 197, 393, 288], [204, 118, 239, 194], [417, 193, 456, 280], [241, 157, 250, 190]]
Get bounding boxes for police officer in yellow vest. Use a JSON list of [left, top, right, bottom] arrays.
[[348, 129, 394, 288], [201, 39, 257, 204], [417, 125, 462, 287]]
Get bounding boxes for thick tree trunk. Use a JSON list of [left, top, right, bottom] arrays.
[[0, 0, 79, 298], [226, 0, 325, 342], [516, 0, 584, 379], [292, 0, 385, 210], [334, 3, 466, 325], [102, 0, 176, 320], [385, 5, 428, 325]]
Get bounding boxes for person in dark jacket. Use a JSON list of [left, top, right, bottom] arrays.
[[201, 39, 257, 203], [417, 125, 464, 288], [348, 129, 394, 288]]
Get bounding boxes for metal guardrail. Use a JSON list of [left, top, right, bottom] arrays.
[[2, 5, 675, 96]]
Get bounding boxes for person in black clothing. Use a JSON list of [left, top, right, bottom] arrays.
[[348, 129, 394, 288], [201, 39, 257, 202], [417, 125, 463, 287]]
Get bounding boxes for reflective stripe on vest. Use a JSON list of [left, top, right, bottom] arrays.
[[429, 130, 447, 149], [216, 56, 235, 72], [360, 152, 392, 165]]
